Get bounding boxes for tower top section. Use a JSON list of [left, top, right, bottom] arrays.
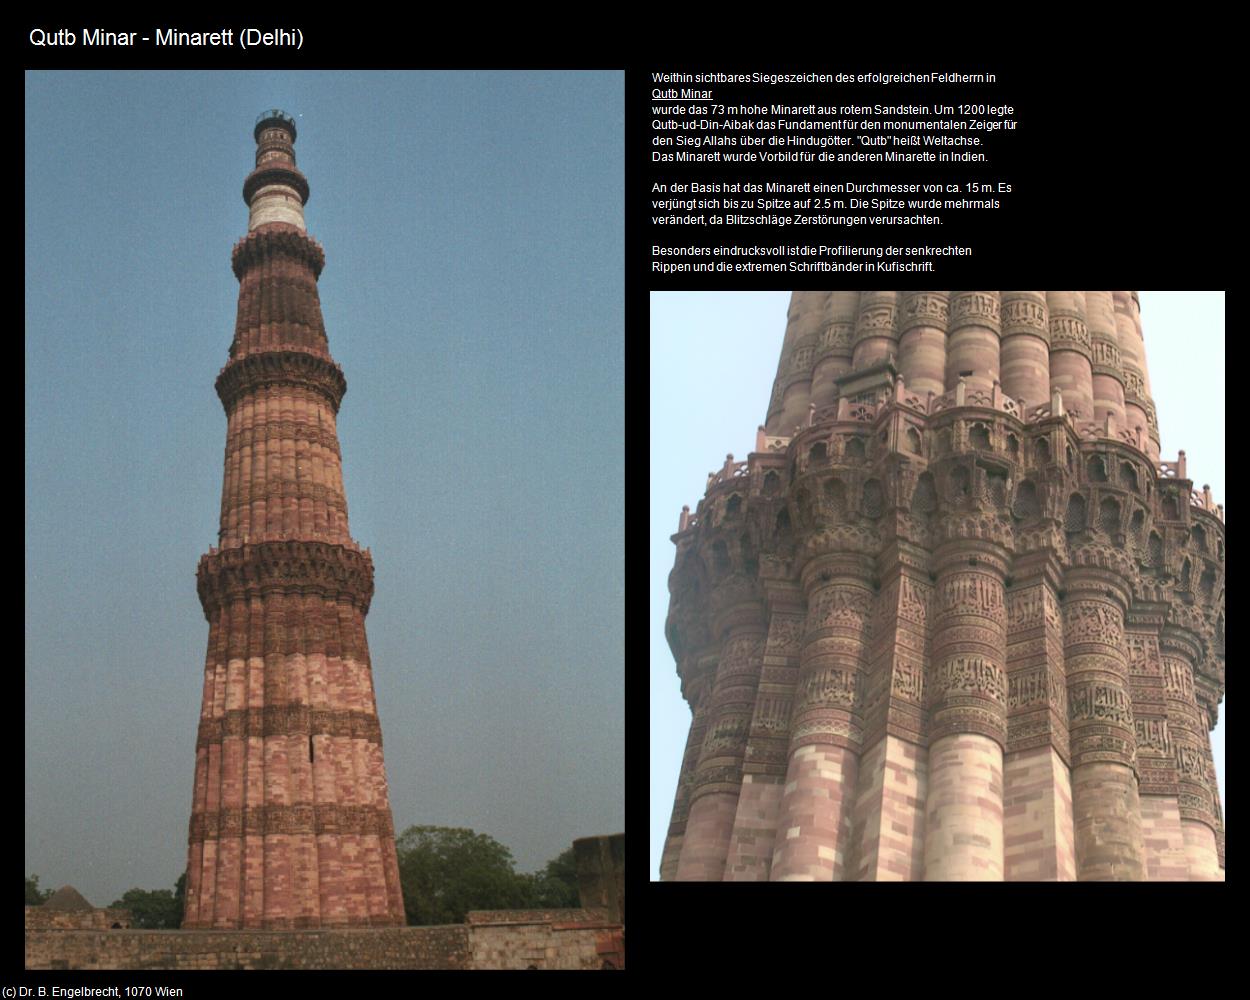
[[254, 108, 297, 143], [244, 108, 308, 232]]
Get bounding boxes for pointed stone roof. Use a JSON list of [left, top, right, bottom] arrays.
[[42, 885, 94, 911]]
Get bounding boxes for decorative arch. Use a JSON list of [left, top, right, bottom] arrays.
[[950, 466, 971, 500], [1190, 523, 1207, 553], [1065, 493, 1087, 534], [1012, 480, 1041, 521], [1098, 496, 1121, 535], [986, 468, 1008, 508], [1119, 462, 1139, 492], [862, 479, 884, 519], [823, 477, 848, 521], [911, 472, 937, 515], [1147, 531, 1163, 567]]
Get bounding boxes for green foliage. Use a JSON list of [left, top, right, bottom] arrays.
[[109, 874, 184, 929], [523, 847, 580, 908], [396, 826, 531, 926], [25, 874, 52, 906]]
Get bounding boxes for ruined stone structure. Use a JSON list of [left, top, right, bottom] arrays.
[[183, 112, 406, 926], [26, 886, 132, 930], [662, 291, 1225, 882], [29, 836, 626, 969]]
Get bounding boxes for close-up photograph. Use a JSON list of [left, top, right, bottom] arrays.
[[651, 290, 1224, 884]]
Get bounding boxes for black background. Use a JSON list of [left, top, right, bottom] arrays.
[[23, 22, 1231, 980]]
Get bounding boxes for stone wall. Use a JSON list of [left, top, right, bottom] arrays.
[[25, 906, 133, 930], [25, 926, 470, 970], [26, 913, 625, 970], [466, 911, 623, 970], [573, 834, 625, 921]]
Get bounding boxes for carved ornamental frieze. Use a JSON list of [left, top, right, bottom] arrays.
[[664, 290, 1224, 881]]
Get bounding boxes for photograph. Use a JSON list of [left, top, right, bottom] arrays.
[[26, 70, 624, 969], [651, 290, 1224, 883]]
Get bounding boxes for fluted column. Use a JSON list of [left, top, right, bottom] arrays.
[[998, 291, 1050, 410], [945, 291, 1001, 394], [848, 552, 929, 881], [660, 670, 711, 881], [770, 553, 873, 880], [923, 541, 1009, 881], [1003, 551, 1075, 880], [850, 291, 900, 371], [809, 292, 859, 410], [1130, 293, 1161, 460], [1086, 291, 1127, 430], [1159, 625, 1220, 879], [767, 292, 827, 435], [1198, 704, 1225, 879], [1125, 613, 1189, 880], [1196, 671, 1225, 876], [674, 605, 766, 880], [723, 591, 805, 881], [1047, 292, 1094, 423], [1114, 291, 1160, 460], [898, 291, 949, 397], [1063, 567, 1145, 880]]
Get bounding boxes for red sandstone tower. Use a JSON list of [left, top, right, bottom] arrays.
[[663, 292, 1224, 882], [183, 111, 406, 927]]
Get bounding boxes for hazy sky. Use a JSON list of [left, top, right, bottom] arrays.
[[25, 70, 623, 905], [650, 290, 1225, 879]]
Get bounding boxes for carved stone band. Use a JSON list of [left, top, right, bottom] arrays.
[[197, 706, 383, 749], [240, 166, 312, 213], [216, 350, 347, 413], [231, 224, 323, 278], [188, 803, 395, 841], [197, 540, 375, 614], [948, 291, 1002, 335]]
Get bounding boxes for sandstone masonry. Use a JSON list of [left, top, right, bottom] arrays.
[[183, 111, 405, 927], [663, 291, 1225, 882]]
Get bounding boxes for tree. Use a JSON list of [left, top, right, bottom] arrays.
[[523, 847, 580, 908], [25, 874, 52, 906], [109, 874, 184, 929], [395, 826, 530, 926]]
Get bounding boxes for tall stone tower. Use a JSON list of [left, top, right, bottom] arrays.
[[183, 111, 407, 927], [662, 292, 1224, 882]]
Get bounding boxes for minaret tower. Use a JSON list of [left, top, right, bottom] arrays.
[[664, 291, 1224, 882], [183, 111, 406, 928]]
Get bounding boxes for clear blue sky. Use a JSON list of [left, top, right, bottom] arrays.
[[25, 70, 623, 905], [650, 291, 1225, 879]]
